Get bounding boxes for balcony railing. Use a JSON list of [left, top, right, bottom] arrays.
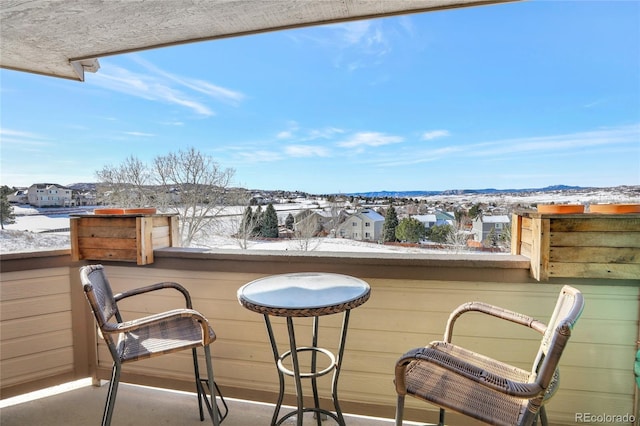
[[1, 238, 638, 425]]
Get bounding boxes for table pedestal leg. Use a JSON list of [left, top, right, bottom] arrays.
[[263, 314, 285, 426], [332, 310, 351, 426], [262, 311, 352, 426]]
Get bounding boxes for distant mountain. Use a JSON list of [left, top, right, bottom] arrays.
[[346, 185, 589, 198]]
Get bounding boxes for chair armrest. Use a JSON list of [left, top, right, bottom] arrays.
[[444, 301, 547, 343], [395, 346, 543, 398], [114, 281, 193, 309], [102, 308, 213, 345]]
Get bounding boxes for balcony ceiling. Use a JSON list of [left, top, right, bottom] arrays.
[[1, 0, 515, 81]]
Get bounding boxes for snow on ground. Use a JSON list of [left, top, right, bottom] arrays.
[[2, 187, 638, 255], [0, 204, 455, 255], [0, 205, 433, 254]]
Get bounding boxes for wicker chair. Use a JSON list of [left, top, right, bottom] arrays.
[[79, 264, 227, 426], [394, 285, 584, 426]]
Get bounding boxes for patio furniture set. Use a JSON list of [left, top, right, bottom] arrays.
[[79, 265, 584, 426]]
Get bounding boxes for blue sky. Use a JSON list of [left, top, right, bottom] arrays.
[[1, 0, 639, 194]]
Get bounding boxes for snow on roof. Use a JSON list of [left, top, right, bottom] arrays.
[[481, 215, 511, 223], [360, 209, 384, 221], [413, 214, 437, 222]]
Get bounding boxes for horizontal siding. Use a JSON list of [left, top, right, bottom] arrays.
[[2, 259, 635, 425], [0, 267, 76, 392], [95, 266, 639, 426]]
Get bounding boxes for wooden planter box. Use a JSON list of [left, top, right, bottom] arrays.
[[511, 211, 640, 281], [70, 213, 179, 265]]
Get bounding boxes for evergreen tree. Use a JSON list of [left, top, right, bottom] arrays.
[[469, 203, 483, 220], [252, 205, 263, 236], [382, 205, 399, 242], [261, 203, 279, 238], [240, 206, 254, 237], [0, 186, 15, 230], [395, 217, 426, 243], [425, 223, 454, 243], [285, 213, 295, 230]]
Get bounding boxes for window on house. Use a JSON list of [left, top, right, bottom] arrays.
[[365, 222, 370, 227]]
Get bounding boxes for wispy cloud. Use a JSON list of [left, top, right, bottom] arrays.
[[376, 124, 640, 167], [583, 98, 607, 108], [468, 124, 639, 158], [276, 124, 343, 141], [0, 128, 50, 146], [337, 131, 404, 148], [160, 121, 184, 126], [284, 145, 330, 157], [421, 130, 450, 140], [123, 131, 155, 137], [89, 57, 245, 116], [234, 150, 283, 163], [305, 127, 344, 140], [132, 56, 245, 105]]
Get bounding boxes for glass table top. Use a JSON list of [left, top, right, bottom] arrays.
[[238, 272, 370, 314]]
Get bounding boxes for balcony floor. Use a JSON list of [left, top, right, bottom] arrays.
[[0, 379, 426, 426]]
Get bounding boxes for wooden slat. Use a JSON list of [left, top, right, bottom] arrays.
[[77, 237, 136, 249], [77, 248, 137, 262], [76, 216, 137, 228], [170, 215, 180, 247], [76, 226, 136, 239], [550, 217, 640, 232], [550, 247, 639, 264], [551, 231, 640, 248], [520, 241, 532, 258], [549, 262, 640, 279], [70, 217, 80, 261], [137, 216, 154, 265], [529, 217, 542, 280], [510, 213, 522, 255]]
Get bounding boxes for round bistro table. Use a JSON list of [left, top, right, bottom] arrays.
[[237, 272, 371, 426]]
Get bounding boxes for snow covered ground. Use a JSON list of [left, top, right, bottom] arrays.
[[1, 204, 431, 255], [2, 187, 638, 255]]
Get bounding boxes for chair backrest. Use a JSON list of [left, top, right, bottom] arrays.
[[532, 285, 584, 390], [79, 264, 122, 360]]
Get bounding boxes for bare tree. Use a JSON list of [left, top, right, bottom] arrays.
[[96, 156, 154, 207], [153, 148, 234, 246], [96, 147, 235, 247], [289, 211, 321, 251], [446, 222, 471, 253]]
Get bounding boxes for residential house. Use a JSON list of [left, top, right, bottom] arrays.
[[413, 210, 455, 229], [294, 209, 347, 237], [337, 209, 384, 241], [27, 183, 73, 207], [7, 188, 28, 204], [472, 214, 511, 246]]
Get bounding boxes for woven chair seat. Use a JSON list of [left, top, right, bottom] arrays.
[[394, 286, 584, 426], [405, 342, 535, 426], [118, 316, 216, 363], [80, 264, 223, 426]]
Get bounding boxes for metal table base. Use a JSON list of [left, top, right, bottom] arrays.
[[263, 311, 352, 426]]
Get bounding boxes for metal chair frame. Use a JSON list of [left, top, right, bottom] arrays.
[[395, 285, 584, 426], [80, 264, 227, 426]]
